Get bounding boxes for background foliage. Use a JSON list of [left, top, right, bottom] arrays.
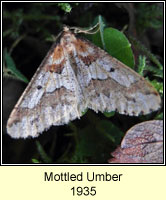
[[3, 2, 163, 164]]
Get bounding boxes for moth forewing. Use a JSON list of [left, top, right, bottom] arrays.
[[6, 26, 161, 138]]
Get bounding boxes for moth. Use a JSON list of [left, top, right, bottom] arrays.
[[6, 25, 161, 138]]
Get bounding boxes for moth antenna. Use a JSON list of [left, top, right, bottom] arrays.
[[70, 22, 100, 34]]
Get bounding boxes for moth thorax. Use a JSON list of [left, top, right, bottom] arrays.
[[61, 33, 76, 52]]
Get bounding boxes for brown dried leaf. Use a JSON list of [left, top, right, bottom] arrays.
[[108, 120, 163, 163]]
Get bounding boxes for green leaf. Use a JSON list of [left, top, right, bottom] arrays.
[[81, 108, 88, 117], [155, 112, 163, 120], [96, 120, 123, 144], [103, 111, 115, 118], [97, 15, 106, 49], [4, 50, 29, 83], [137, 3, 163, 32], [32, 158, 40, 163], [36, 141, 52, 163], [129, 35, 163, 70], [150, 80, 163, 94], [71, 119, 124, 163], [137, 55, 146, 75], [104, 28, 135, 68], [3, 28, 14, 38], [145, 65, 163, 79], [57, 3, 72, 13], [92, 27, 135, 68]]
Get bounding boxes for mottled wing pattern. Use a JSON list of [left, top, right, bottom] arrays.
[[7, 27, 161, 138], [7, 37, 86, 138], [73, 37, 161, 116]]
